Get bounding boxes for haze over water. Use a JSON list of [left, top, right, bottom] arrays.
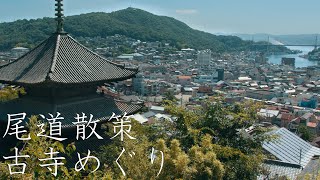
[[268, 46, 319, 68]]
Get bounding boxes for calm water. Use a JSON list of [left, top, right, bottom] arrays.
[[268, 46, 319, 68]]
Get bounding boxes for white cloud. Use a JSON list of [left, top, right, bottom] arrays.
[[175, 9, 198, 15]]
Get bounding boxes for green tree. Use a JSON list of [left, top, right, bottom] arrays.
[[0, 87, 26, 102], [163, 90, 178, 103], [298, 125, 314, 142], [0, 116, 80, 179], [164, 100, 270, 180], [0, 98, 271, 179]]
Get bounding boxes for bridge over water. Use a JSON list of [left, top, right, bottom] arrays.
[[254, 44, 317, 47], [251, 35, 319, 48]]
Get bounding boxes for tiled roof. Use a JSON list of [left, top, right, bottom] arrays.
[[257, 160, 302, 180], [263, 128, 320, 168], [178, 76, 191, 80], [278, 113, 295, 121], [307, 122, 317, 128], [0, 95, 143, 128], [0, 34, 138, 85]]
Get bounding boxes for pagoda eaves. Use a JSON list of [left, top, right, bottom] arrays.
[[0, 33, 138, 86]]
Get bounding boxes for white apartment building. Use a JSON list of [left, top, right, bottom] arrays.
[[197, 49, 212, 66]]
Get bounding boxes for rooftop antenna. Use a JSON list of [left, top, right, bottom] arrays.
[[55, 0, 65, 34]]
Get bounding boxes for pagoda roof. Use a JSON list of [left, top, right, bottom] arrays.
[[0, 33, 138, 85], [0, 94, 143, 128]]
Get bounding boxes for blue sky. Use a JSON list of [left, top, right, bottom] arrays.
[[0, 0, 319, 35]]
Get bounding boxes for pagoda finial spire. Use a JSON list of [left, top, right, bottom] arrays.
[[55, 0, 65, 33]]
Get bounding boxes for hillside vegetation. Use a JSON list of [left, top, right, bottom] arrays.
[[0, 8, 286, 52]]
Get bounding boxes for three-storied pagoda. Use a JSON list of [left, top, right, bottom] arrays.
[[0, 0, 143, 130]]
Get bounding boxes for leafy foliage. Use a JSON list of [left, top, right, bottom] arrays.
[[0, 87, 26, 102], [164, 100, 271, 180], [0, 98, 271, 179], [298, 125, 315, 142], [0, 116, 79, 179]]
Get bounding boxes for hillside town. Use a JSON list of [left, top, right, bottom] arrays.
[[3, 35, 320, 128], [1, 36, 320, 131], [2, 0, 320, 176], [2, 33, 320, 178]]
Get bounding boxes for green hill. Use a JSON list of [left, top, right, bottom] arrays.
[[0, 8, 285, 52]]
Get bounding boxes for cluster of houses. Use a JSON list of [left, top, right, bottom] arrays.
[[3, 33, 320, 179]]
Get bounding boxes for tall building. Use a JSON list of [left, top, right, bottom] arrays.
[[133, 73, 146, 95], [197, 49, 212, 66], [0, 0, 143, 154], [281, 57, 295, 67], [217, 69, 225, 81]]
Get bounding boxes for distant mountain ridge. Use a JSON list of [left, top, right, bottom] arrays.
[[0, 8, 255, 52], [235, 33, 319, 45]]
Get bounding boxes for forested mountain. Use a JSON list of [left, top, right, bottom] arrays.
[[0, 8, 285, 52]]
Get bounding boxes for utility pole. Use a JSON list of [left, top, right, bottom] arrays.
[[299, 148, 302, 167], [316, 158, 320, 179], [315, 34, 318, 50], [267, 36, 270, 56]]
